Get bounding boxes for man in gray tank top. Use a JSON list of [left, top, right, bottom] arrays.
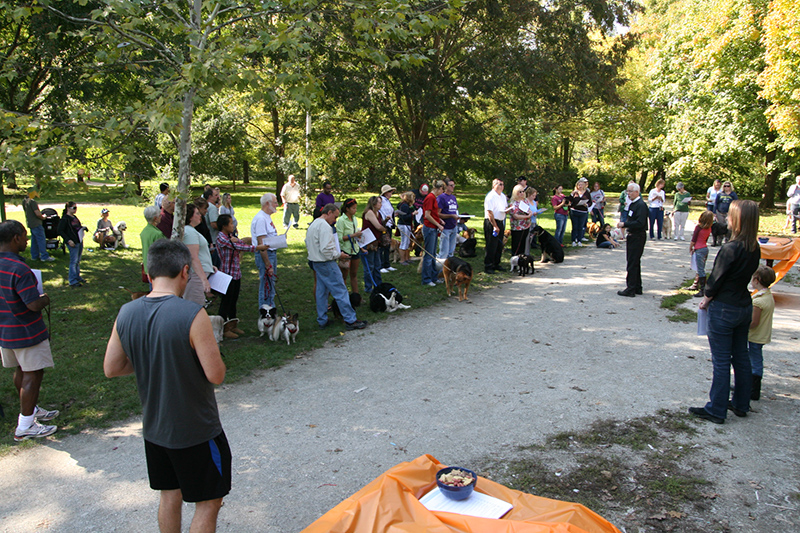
[[104, 239, 229, 532]]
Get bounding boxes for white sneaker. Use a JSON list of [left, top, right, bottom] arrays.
[[425, 282, 436, 287], [581, 237, 589, 242], [576, 242, 584, 247], [379, 268, 390, 274], [387, 267, 397, 271], [14, 421, 57, 442], [34, 405, 60, 421], [571, 242, 578, 247], [680, 236, 686, 241]]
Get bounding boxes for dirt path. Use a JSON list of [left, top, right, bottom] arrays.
[[1, 235, 798, 532]]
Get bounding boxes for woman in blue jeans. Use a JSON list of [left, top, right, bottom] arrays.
[[551, 185, 568, 245], [691, 200, 761, 424], [568, 178, 591, 247], [57, 201, 87, 288]]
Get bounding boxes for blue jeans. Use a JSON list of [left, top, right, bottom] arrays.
[[554, 213, 567, 244], [255, 250, 277, 307], [67, 242, 83, 285], [748, 342, 763, 377], [438, 227, 458, 259], [694, 247, 709, 277], [362, 249, 382, 292], [422, 225, 439, 284], [597, 241, 614, 249], [648, 207, 664, 239], [30, 225, 52, 261], [705, 300, 752, 418], [312, 261, 356, 326], [569, 210, 588, 244]]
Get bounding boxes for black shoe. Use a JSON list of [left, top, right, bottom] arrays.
[[727, 402, 748, 417], [484, 268, 495, 274], [751, 375, 762, 401], [635, 288, 643, 295], [617, 289, 635, 297], [688, 407, 724, 424], [319, 320, 330, 329], [494, 266, 507, 272], [70, 283, 82, 288], [345, 320, 368, 330]]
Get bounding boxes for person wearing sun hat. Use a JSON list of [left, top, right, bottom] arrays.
[[22, 187, 55, 262], [93, 208, 117, 249], [378, 184, 397, 273]]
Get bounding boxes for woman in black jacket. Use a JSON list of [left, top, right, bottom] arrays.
[[691, 200, 761, 424], [58, 201, 88, 287]]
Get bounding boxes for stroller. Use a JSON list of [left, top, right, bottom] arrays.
[[41, 208, 64, 254]]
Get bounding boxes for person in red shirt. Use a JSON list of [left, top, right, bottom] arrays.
[[421, 180, 445, 286]]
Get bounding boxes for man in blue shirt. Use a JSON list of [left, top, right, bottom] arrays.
[[0, 220, 58, 441]]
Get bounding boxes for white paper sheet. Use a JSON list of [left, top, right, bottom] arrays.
[[697, 307, 709, 336], [262, 234, 288, 249], [208, 271, 232, 294], [420, 487, 513, 519], [358, 229, 376, 248], [31, 269, 44, 295], [518, 202, 530, 213], [690, 252, 698, 272]]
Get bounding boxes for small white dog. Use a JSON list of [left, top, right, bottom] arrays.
[[282, 313, 299, 345], [269, 314, 285, 342], [379, 293, 411, 313], [258, 305, 276, 337], [610, 228, 625, 242], [112, 221, 128, 250]]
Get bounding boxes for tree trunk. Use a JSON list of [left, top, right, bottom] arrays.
[[561, 137, 571, 171], [243, 159, 250, 184], [760, 133, 778, 209], [231, 158, 237, 192], [173, 87, 196, 241], [271, 107, 285, 197], [638, 170, 648, 191]]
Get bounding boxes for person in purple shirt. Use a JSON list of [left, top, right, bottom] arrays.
[[437, 179, 460, 259], [314, 181, 335, 219]]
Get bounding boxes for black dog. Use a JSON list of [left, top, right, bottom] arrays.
[[711, 222, 729, 246], [369, 282, 404, 313], [531, 225, 564, 263], [457, 228, 477, 258], [331, 292, 362, 319], [517, 254, 534, 276]]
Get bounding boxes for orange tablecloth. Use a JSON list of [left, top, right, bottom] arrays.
[[301, 454, 620, 533], [759, 237, 800, 286]]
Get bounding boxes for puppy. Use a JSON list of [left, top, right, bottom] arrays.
[[370, 282, 406, 313], [282, 313, 299, 345], [510, 255, 520, 273], [457, 228, 477, 258], [389, 238, 401, 263], [269, 314, 286, 342], [586, 222, 601, 239], [119, 286, 149, 300], [663, 213, 673, 239], [517, 254, 534, 277], [530, 225, 564, 263], [443, 257, 472, 301], [112, 221, 128, 250], [258, 305, 277, 337], [331, 293, 362, 320]]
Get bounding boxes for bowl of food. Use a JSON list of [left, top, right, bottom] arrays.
[[758, 237, 769, 244], [436, 466, 477, 501]]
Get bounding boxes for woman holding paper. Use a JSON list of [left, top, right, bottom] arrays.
[[690, 200, 760, 424], [647, 179, 666, 239], [509, 184, 532, 256], [361, 196, 385, 293], [336, 198, 363, 294], [216, 214, 268, 329], [569, 178, 592, 247], [672, 182, 691, 240], [182, 203, 217, 306]]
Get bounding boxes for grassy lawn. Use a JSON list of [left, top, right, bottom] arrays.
[[0, 179, 791, 450]]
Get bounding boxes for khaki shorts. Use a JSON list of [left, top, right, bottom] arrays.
[[1, 339, 54, 372]]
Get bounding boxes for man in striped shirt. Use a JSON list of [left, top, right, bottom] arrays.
[[0, 220, 59, 441]]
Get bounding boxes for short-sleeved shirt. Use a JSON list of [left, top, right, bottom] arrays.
[[183, 225, 214, 274], [648, 189, 665, 208], [674, 191, 691, 212], [281, 182, 301, 204], [205, 203, 219, 243], [251, 209, 278, 245], [590, 189, 605, 209], [437, 193, 458, 230], [0, 252, 48, 349], [316, 192, 335, 210], [509, 201, 531, 231], [22, 198, 43, 229], [706, 186, 720, 204], [484, 190, 508, 222], [140, 224, 165, 274], [749, 289, 774, 345], [422, 193, 441, 228]]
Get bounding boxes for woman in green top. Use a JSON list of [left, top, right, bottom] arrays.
[[335, 198, 363, 294], [672, 182, 691, 241]]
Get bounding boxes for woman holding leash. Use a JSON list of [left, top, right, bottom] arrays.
[[690, 200, 761, 424], [509, 184, 532, 257], [361, 196, 385, 293], [58, 201, 88, 288], [336, 198, 363, 294]]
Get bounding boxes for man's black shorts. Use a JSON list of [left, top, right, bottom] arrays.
[[145, 431, 231, 502]]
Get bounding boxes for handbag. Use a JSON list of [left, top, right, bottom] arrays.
[[379, 231, 391, 247], [141, 264, 149, 283]]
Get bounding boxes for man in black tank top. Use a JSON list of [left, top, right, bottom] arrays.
[[104, 239, 230, 531]]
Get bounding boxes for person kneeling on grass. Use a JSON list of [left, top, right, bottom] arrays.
[[104, 239, 230, 533], [595, 223, 620, 249], [216, 214, 268, 336]]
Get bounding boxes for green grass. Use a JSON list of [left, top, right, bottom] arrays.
[[0, 179, 567, 450]]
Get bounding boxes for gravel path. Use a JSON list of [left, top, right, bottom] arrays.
[[1, 235, 798, 532]]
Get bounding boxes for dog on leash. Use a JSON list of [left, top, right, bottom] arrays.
[[331, 292, 362, 319], [269, 314, 286, 342], [389, 238, 401, 263], [711, 221, 728, 246], [112, 221, 128, 250], [370, 282, 410, 313], [510, 254, 534, 276], [442, 257, 473, 301], [663, 212, 673, 239], [530, 225, 564, 263], [258, 305, 277, 337], [586, 222, 601, 239], [282, 313, 299, 345], [457, 228, 477, 258]]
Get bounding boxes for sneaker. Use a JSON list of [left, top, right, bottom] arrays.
[[345, 320, 368, 330], [571, 242, 578, 247], [14, 421, 57, 441], [34, 406, 60, 422], [41, 257, 56, 262], [435, 279, 444, 284], [574, 242, 583, 247], [581, 237, 589, 242], [379, 268, 390, 274], [319, 319, 330, 329], [387, 267, 397, 272], [424, 282, 436, 287]]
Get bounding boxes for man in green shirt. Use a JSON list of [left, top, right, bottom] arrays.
[[22, 188, 55, 262], [140, 205, 165, 285]]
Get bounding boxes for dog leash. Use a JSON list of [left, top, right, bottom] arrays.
[[360, 251, 378, 289]]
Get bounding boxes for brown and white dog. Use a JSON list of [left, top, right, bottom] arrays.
[[442, 257, 473, 301], [389, 238, 401, 263], [663, 212, 673, 239], [282, 313, 299, 345]]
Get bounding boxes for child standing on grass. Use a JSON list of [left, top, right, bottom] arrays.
[[749, 265, 775, 401], [690, 211, 714, 297]]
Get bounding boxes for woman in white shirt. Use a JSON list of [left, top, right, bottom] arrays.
[[648, 179, 666, 240]]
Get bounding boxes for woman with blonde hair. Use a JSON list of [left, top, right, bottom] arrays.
[[647, 178, 666, 239], [713, 180, 738, 228], [691, 200, 760, 424], [568, 178, 592, 246], [509, 184, 532, 256]]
